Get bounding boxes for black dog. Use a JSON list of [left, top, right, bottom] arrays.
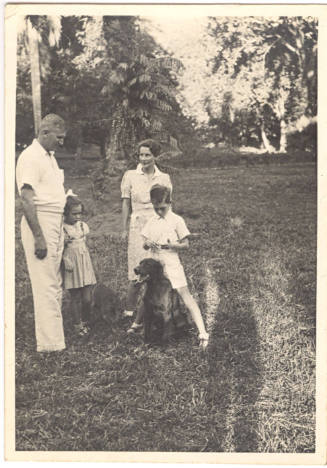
[[89, 283, 120, 328], [134, 258, 192, 344]]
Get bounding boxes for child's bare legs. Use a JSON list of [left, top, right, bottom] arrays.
[[69, 288, 83, 332], [81, 285, 93, 326], [176, 286, 209, 348]]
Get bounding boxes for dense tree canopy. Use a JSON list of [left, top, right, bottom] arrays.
[[16, 15, 317, 161], [16, 15, 185, 165], [202, 16, 317, 152]]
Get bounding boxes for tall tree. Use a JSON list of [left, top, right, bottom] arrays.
[[17, 15, 62, 135], [73, 16, 182, 170]]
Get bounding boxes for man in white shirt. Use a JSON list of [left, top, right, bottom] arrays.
[[16, 114, 67, 353]]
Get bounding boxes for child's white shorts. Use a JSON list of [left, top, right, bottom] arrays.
[[153, 251, 187, 289]]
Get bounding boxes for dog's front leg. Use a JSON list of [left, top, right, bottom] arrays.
[[161, 315, 173, 345]]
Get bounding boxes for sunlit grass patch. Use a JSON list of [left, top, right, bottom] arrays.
[[229, 216, 243, 229], [249, 250, 315, 452]]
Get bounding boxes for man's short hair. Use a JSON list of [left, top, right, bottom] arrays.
[[150, 184, 172, 204], [39, 114, 65, 133]]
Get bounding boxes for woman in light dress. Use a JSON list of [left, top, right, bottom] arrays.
[[121, 139, 172, 331]]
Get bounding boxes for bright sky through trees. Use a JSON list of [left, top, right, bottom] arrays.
[[144, 16, 213, 124]]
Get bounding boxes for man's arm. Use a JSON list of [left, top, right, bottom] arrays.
[[21, 187, 47, 259]]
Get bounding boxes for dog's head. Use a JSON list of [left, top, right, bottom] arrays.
[[134, 258, 164, 284]]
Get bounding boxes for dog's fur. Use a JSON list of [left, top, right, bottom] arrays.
[[134, 258, 192, 344], [89, 283, 120, 328]]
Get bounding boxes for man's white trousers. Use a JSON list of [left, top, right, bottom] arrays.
[[21, 212, 66, 352]]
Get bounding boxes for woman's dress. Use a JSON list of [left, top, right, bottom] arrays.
[[121, 163, 172, 280]]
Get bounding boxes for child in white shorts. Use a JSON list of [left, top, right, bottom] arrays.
[[140, 184, 209, 349]]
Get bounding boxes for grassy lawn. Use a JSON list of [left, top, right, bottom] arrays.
[[15, 160, 316, 452]]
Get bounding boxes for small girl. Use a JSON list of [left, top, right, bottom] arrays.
[[63, 195, 96, 336]]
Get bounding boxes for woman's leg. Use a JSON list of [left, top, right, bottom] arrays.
[[69, 288, 82, 326], [126, 282, 144, 333], [176, 287, 208, 338], [81, 285, 93, 324], [125, 281, 141, 314], [133, 300, 144, 326]]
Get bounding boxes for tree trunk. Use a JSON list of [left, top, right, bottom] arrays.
[[261, 124, 275, 153], [104, 112, 130, 174], [27, 20, 42, 136], [104, 133, 125, 175], [279, 118, 287, 153]]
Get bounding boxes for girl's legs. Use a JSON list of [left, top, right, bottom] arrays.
[[176, 286, 209, 348], [69, 288, 84, 334], [81, 285, 93, 327]]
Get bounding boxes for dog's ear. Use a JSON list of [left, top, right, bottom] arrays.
[[153, 260, 164, 278]]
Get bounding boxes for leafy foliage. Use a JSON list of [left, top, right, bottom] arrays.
[[16, 15, 317, 160], [204, 17, 317, 152], [73, 16, 183, 163], [16, 15, 187, 165]]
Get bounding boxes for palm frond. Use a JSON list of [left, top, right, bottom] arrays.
[[138, 73, 151, 84]]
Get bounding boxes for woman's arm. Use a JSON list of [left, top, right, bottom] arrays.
[[121, 198, 132, 239]]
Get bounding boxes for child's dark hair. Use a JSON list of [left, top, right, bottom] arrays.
[[64, 196, 84, 218], [150, 184, 172, 204]]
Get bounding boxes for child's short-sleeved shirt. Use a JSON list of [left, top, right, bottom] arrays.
[[141, 209, 190, 289], [141, 209, 190, 246]]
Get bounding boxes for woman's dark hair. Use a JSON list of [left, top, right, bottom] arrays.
[[64, 196, 84, 217], [126, 138, 171, 174], [137, 139, 161, 158], [150, 184, 172, 204]]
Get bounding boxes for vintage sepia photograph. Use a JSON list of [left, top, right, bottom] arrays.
[[5, 3, 327, 464]]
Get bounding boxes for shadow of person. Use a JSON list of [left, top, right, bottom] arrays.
[[205, 291, 262, 452]]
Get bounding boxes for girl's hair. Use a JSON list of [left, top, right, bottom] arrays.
[[137, 139, 161, 158], [64, 196, 84, 218], [150, 184, 172, 204]]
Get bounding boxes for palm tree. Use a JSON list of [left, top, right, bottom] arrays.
[[100, 17, 182, 169]]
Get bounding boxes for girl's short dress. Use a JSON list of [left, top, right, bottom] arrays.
[[63, 221, 96, 290]]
